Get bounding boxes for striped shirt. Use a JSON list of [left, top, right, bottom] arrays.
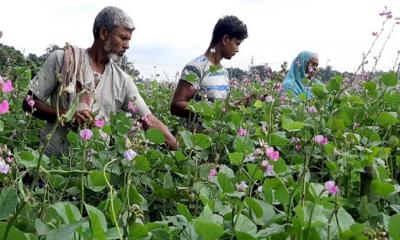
[[180, 55, 230, 101]]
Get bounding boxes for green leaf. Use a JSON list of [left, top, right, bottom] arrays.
[[229, 152, 244, 165], [324, 143, 334, 156], [128, 222, 150, 239], [245, 197, 263, 218], [389, 214, 400, 240], [163, 171, 174, 188], [114, 113, 131, 135], [209, 64, 222, 73], [67, 131, 79, 147], [328, 118, 345, 132], [134, 155, 150, 171], [0, 187, 18, 220], [233, 136, 255, 154], [273, 158, 288, 174], [85, 203, 107, 239], [193, 220, 224, 240], [217, 173, 234, 193], [257, 223, 287, 238], [177, 203, 192, 221], [87, 171, 109, 192], [337, 207, 355, 231], [174, 151, 187, 162], [48, 203, 81, 225], [364, 81, 376, 92], [145, 128, 165, 144], [193, 133, 211, 149], [282, 116, 304, 132], [253, 100, 263, 108], [60, 91, 84, 123], [0, 222, 30, 240], [46, 222, 84, 240], [18, 150, 37, 168], [48, 174, 66, 189], [311, 84, 327, 98], [35, 218, 50, 236], [371, 180, 395, 197], [376, 112, 398, 127], [234, 214, 257, 235], [270, 132, 289, 146], [180, 130, 193, 148], [184, 73, 199, 82], [380, 72, 398, 87], [236, 232, 257, 240], [326, 75, 343, 92]]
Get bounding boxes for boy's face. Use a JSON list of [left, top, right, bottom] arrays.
[[222, 36, 242, 60]]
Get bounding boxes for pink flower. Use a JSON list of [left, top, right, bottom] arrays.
[[237, 128, 247, 137], [0, 100, 9, 115], [295, 144, 302, 152], [208, 168, 217, 181], [274, 82, 283, 92], [307, 106, 317, 113], [353, 122, 360, 129], [0, 80, 14, 93], [264, 95, 274, 103], [279, 94, 287, 104], [236, 181, 248, 192], [265, 147, 279, 161], [28, 100, 35, 107], [128, 101, 139, 113], [0, 161, 10, 174], [124, 149, 137, 161], [5, 156, 13, 163], [79, 129, 93, 141], [291, 137, 300, 144], [325, 180, 338, 195], [261, 160, 275, 176], [95, 118, 105, 128], [25, 95, 35, 107], [313, 135, 328, 145], [254, 148, 263, 156]]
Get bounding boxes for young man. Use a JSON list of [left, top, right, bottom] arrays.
[[22, 6, 178, 157], [170, 15, 248, 120]]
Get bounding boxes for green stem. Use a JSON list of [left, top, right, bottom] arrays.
[[3, 200, 27, 240], [30, 122, 59, 191], [304, 191, 325, 239], [80, 142, 87, 214], [300, 156, 310, 207], [104, 158, 123, 240]]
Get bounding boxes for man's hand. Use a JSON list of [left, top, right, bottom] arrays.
[[72, 110, 95, 127], [141, 114, 179, 150]]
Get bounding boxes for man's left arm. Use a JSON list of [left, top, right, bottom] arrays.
[[141, 114, 179, 150], [123, 79, 178, 150]]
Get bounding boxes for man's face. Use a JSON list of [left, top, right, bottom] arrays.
[[103, 26, 133, 58], [222, 36, 242, 60]]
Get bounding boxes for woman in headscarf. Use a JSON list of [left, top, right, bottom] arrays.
[[282, 51, 319, 98]]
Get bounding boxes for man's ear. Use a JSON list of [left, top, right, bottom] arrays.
[[222, 34, 230, 46], [99, 26, 109, 40]]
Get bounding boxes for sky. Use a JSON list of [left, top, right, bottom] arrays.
[[1, 0, 400, 81]]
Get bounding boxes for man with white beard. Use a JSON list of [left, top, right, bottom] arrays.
[[22, 6, 178, 157]]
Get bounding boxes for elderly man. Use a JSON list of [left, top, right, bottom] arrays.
[[22, 6, 178, 157]]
